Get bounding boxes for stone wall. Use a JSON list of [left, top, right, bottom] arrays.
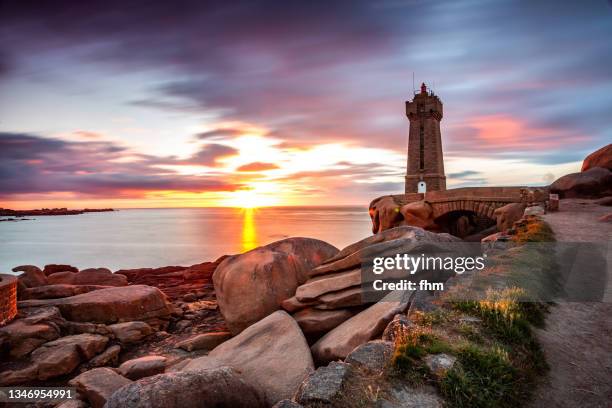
[[0, 274, 18, 326]]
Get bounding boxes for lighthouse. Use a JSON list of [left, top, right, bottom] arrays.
[[405, 83, 446, 193]]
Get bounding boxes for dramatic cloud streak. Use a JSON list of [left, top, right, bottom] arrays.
[[0, 133, 241, 198], [0, 0, 610, 206]]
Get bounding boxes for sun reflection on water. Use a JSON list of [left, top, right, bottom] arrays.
[[241, 207, 258, 252]]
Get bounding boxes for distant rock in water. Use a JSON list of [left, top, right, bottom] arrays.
[[0, 208, 114, 217]]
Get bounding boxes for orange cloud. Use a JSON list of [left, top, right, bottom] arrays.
[[448, 114, 589, 153], [236, 162, 280, 172]]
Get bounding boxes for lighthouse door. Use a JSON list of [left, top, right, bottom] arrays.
[[417, 181, 427, 193]]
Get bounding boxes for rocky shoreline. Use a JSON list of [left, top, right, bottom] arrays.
[[0, 218, 556, 408]]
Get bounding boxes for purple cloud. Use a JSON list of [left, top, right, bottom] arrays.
[[0, 133, 240, 197]]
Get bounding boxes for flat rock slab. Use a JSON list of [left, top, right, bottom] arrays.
[[69, 367, 132, 408], [313, 226, 460, 276], [280, 296, 319, 313], [313, 286, 364, 310], [293, 308, 356, 337], [184, 310, 314, 406], [295, 269, 361, 302], [18, 285, 172, 326], [295, 361, 351, 405], [21, 284, 112, 300], [311, 290, 411, 364]]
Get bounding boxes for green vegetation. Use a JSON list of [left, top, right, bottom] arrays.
[[440, 346, 519, 408], [390, 216, 556, 408], [392, 329, 453, 384], [453, 287, 541, 344]]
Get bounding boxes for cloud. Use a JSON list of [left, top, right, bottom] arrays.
[[196, 129, 246, 140], [0, 133, 240, 198], [180, 144, 238, 166], [448, 170, 481, 179], [236, 162, 279, 172]]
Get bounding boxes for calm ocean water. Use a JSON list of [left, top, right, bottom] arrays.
[[0, 207, 372, 273]]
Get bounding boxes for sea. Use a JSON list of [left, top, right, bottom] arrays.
[[0, 207, 372, 273]]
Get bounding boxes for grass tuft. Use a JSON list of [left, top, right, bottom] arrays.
[[391, 329, 453, 384], [440, 345, 520, 408]]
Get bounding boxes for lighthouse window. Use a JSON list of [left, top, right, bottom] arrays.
[[419, 125, 424, 170]]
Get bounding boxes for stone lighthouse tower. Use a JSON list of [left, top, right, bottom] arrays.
[[405, 83, 446, 193]]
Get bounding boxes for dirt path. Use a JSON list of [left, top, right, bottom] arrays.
[[529, 199, 612, 408]]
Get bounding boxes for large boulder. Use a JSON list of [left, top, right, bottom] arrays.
[[494, 202, 526, 232], [549, 167, 612, 198], [47, 268, 127, 286], [69, 367, 131, 408], [13, 265, 48, 287], [369, 196, 403, 234], [17, 285, 172, 328], [184, 311, 314, 406], [105, 367, 265, 408], [311, 291, 411, 364], [213, 237, 338, 334], [400, 200, 436, 229], [582, 144, 612, 171]]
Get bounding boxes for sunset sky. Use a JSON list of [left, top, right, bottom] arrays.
[[1, 0, 611, 208]]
